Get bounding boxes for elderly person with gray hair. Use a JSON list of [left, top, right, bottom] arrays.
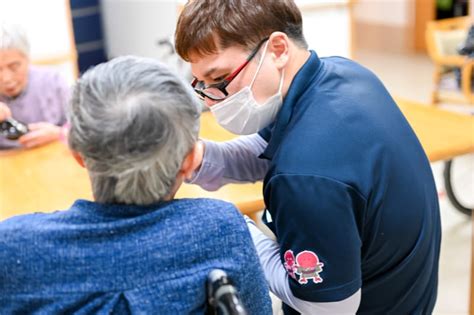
[[0, 22, 68, 149], [0, 56, 272, 314]]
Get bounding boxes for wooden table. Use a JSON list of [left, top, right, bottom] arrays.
[[396, 98, 474, 162], [0, 112, 263, 221], [1, 99, 472, 221]]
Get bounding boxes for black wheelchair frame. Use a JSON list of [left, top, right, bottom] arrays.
[[444, 159, 473, 216]]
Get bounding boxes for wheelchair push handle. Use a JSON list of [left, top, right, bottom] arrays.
[[207, 269, 248, 315]]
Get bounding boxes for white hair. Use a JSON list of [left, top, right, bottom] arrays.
[[0, 21, 29, 56], [68, 56, 201, 205]]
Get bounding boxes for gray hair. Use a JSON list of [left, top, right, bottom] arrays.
[[68, 56, 201, 205], [0, 21, 30, 56]]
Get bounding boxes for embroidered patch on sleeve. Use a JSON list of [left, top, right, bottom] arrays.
[[284, 250, 297, 279], [284, 250, 324, 284]]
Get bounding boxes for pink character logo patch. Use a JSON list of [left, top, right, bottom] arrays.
[[283, 250, 297, 279], [295, 250, 324, 284]]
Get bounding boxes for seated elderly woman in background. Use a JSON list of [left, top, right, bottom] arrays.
[[0, 56, 272, 314], [0, 22, 69, 149]]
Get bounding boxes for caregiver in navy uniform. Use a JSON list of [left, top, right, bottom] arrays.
[[174, 0, 441, 313]]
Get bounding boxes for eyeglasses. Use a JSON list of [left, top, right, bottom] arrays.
[[191, 38, 268, 101]]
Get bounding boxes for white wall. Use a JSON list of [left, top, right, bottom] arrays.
[[101, 0, 192, 78], [0, 0, 76, 83], [353, 0, 415, 27], [100, 0, 352, 69], [0, 0, 71, 59], [299, 6, 351, 58], [101, 0, 179, 59]]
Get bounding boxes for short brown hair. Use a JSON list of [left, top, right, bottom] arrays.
[[175, 0, 307, 61]]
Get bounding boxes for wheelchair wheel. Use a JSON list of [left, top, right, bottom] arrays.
[[443, 157, 474, 216]]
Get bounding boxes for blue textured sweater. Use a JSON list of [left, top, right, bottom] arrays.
[[0, 198, 272, 314]]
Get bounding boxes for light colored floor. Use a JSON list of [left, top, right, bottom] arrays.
[[355, 50, 473, 315]]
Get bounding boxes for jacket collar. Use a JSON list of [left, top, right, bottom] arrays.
[[260, 50, 322, 160]]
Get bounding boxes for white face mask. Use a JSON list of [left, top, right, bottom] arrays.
[[209, 41, 285, 135]]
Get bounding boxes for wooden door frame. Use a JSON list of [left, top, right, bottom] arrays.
[[414, 0, 436, 53]]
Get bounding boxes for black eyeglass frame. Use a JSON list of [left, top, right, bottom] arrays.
[[191, 37, 269, 101]]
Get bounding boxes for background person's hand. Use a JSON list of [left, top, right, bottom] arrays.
[[18, 122, 62, 148], [0, 102, 12, 121]]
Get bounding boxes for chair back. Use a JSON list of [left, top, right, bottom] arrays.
[[425, 16, 474, 104], [426, 16, 470, 64]]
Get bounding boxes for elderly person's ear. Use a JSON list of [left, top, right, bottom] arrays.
[[180, 141, 204, 180], [71, 150, 85, 168]]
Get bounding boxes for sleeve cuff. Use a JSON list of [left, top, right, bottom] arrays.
[[290, 277, 361, 303]]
